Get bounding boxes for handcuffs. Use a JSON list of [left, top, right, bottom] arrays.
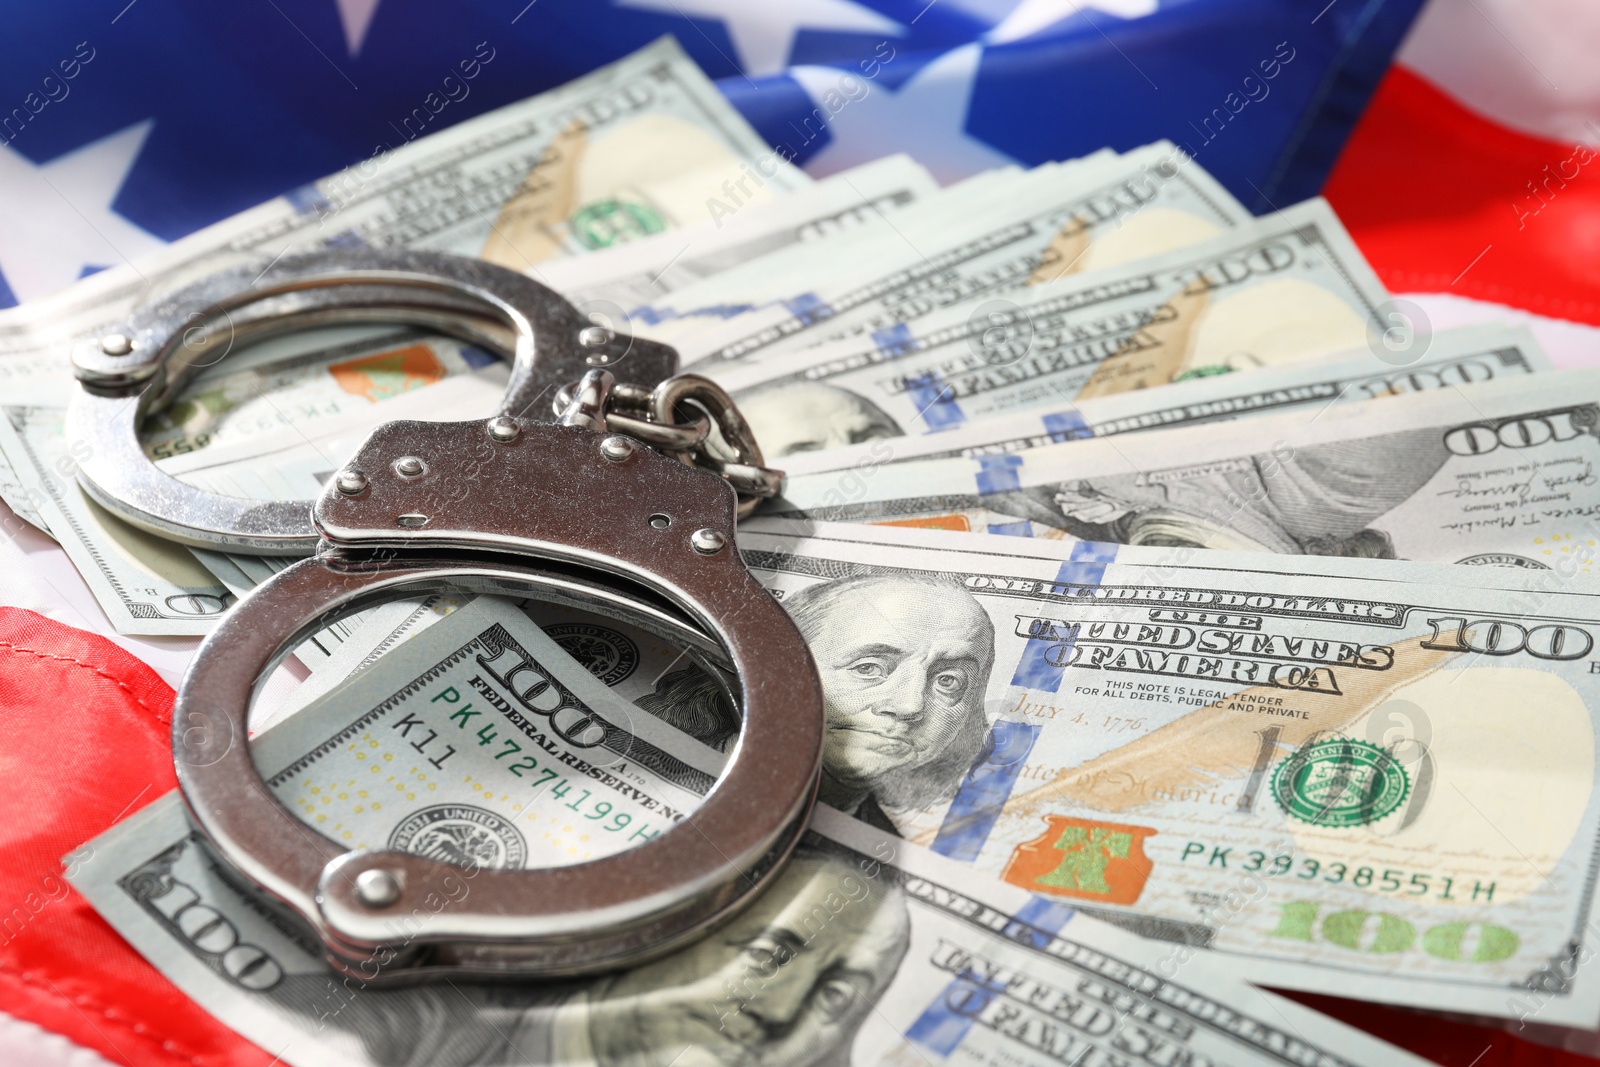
[[67, 249, 823, 982]]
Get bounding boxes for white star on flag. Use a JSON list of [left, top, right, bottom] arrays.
[[790, 43, 1018, 183], [0, 121, 166, 304], [617, 0, 903, 77], [986, 0, 1160, 44], [334, 0, 383, 55]]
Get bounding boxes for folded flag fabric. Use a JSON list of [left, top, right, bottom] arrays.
[[1327, 0, 1600, 327], [0, 0, 1425, 307], [0, 608, 271, 1067]]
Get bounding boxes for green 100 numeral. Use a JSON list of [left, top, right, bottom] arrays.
[[1270, 901, 1518, 962]]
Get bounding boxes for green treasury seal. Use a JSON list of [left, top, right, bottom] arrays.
[[570, 199, 666, 249], [1272, 738, 1410, 828]]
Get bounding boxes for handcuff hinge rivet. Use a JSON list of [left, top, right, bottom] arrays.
[[394, 456, 427, 478], [600, 435, 635, 462], [335, 469, 368, 495], [100, 333, 134, 357], [354, 869, 402, 908], [486, 416, 521, 443], [690, 528, 726, 554]]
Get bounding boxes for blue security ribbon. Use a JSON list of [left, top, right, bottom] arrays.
[[973, 453, 1023, 495], [905, 895, 1075, 1055], [1009, 542, 1118, 692], [782, 292, 833, 325], [930, 720, 1041, 862], [907, 370, 966, 430], [872, 322, 915, 355], [1041, 409, 1091, 442]]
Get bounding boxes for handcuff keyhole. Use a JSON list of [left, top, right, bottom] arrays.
[[648, 514, 671, 530]]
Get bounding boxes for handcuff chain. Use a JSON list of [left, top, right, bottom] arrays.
[[554, 372, 783, 519]]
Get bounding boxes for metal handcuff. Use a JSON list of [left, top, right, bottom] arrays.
[[66, 249, 823, 981]]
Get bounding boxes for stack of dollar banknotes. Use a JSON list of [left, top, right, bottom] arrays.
[[9, 38, 1600, 1066]]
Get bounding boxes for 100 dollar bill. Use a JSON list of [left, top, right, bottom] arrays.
[[253, 593, 729, 743], [670, 142, 1251, 367], [618, 164, 1042, 349], [245, 596, 722, 867], [73, 797, 1427, 1067], [711, 199, 1390, 456], [718, 524, 1600, 1024], [0, 405, 235, 633], [538, 153, 938, 316], [771, 369, 1600, 571], [68, 587, 1427, 1066], [776, 323, 1551, 477]]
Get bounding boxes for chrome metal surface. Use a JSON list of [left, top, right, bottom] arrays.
[[557, 368, 613, 431], [720, 461, 786, 499], [354, 869, 402, 908], [605, 410, 710, 451], [175, 418, 824, 982], [690, 527, 727, 554], [334, 470, 368, 496], [551, 372, 783, 518], [119, 250, 823, 980], [69, 249, 677, 553], [484, 415, 521, 443], [600, 434, 636, 462], [99, 332, 134, 356], [648, 373, 767, 470]]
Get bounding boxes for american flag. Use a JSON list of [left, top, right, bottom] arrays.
[[7, 2, 1600, 1065], [0, 0, 1425, 308]]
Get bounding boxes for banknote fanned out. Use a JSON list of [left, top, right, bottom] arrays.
[[537, 154, 938, 312], [706, 198, 1390, 452], [773, 322, 1551, 477], [68, 589, 1435, 1067], [771, 369, 1600, 570], [663, 142, 1252, 367], [1073, 276, 1210, 397], [17, 38, 1600, 1055], [724, 523, 1600, 1024]]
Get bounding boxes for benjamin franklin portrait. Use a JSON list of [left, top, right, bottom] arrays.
[[781, 573, 996, 833], [264, 843, 910, 1067], [733, 381, 902, 457], [986, 427, 1457, 557], [629, 574, 997, 835]]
